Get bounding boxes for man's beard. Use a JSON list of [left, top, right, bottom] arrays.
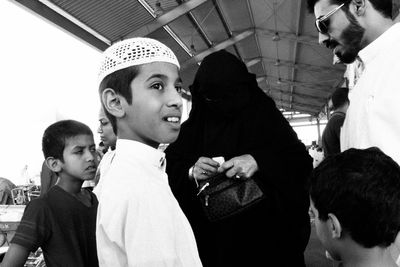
[[335, 11, 365, 64]]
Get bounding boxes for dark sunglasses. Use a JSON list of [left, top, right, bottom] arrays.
[[315, 3, 346, 34]]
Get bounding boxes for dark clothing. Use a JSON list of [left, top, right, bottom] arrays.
[[165, 50, 312, 267], [40, 161, 58, 197], [322, 111, 346, 157], [11, 186, 99, 267]]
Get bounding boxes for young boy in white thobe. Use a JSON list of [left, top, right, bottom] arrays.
[[95, 37, 202, 267]]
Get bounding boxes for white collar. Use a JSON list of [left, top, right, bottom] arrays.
[[115, 139, 166, 170], [358, 23, 400, 66]]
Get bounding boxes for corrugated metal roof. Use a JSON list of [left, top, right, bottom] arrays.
[[17, 0, 347, 117]]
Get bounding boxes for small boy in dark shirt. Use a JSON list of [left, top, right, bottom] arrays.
[[309, 147, 400, 267], [1, 120, 99, 267]]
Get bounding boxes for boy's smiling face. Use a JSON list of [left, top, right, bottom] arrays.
[[123, 62, 183, 148], [60, 134, 98, 180]]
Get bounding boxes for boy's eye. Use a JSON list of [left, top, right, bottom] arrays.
[[151, 83, 164, 91], [74, 150, 83, 154]]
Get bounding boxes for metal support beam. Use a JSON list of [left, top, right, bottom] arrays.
[[285, 115, 319, 124], [278, 102, 319, 116], [289, 0, 303, 109], [257, 75, 337, 92], [317, 118, 321, 144], [126, 0, 207, 38], [273, 98, 323, 110], [181, 29, 254, 68], [256, 28, 319, 46], [249, 57, 345, 74], [245, 0, 267, 75], [246, 58, 262, 68], [268, 87, 326, 102], [212, 0, 242, 60], [176, 0, 213, 48]]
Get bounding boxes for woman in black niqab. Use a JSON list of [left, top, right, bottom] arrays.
[[165, 50, 312, 267]]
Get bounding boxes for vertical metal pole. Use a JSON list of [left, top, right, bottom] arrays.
[[316, 118, 321, 146], [326, 102, 331, 120]]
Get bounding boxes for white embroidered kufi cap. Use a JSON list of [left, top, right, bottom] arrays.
[[98, 37, 180, 84]]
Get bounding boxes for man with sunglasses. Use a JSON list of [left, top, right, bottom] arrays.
[[307, 0, 400, 162], [308, 0, 400, 265]]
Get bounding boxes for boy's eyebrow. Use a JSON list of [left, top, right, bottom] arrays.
[[71, 145, 84, 150], [146, 74, 182, 83], [71, 144, 96, 150], [146, 74, 167, 81]]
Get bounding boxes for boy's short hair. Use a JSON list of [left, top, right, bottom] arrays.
[[97, 37, 180, 134], [42, 120, 93, 161], [99, 66, 140, 134], [309, 147, 400, 248]]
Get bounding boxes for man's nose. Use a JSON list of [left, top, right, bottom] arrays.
[[318, 33, 330, 45]]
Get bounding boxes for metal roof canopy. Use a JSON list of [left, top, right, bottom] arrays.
[[13, 0, 346, 117]]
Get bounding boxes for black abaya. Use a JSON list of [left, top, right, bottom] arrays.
[[166, 50, 312, 267]]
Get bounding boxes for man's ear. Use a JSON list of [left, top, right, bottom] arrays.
[[45, 157, 62, 173], [102, 88, 126, 118], [327, 213, 342, 239], [351, 0, 366, 16]]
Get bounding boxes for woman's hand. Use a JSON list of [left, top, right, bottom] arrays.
[[192, 157, 220, 181], [218, 154, 258, 179]]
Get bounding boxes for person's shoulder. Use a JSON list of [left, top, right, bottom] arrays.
[[44, 185, 62, 197], [29, 193, 50, 206], [101, 150, 116, 163], [97, 168, 140, 203], [22, 196, 51, 218], [330, 113, 346, 122], [83, 187, 99, 204]]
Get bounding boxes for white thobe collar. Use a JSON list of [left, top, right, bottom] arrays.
[[358, 23, 400, 66], [116, 139, 166, 171]]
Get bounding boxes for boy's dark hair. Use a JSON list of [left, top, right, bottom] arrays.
[[309, 147, 400, 248], [99, 66, 140, 135], [331, 87, 349, 110], [394, 0, 400, 18], [307, 0, 393, 18], [42, 120, 93, 161]]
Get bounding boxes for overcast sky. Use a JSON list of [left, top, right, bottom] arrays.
[[0, 0, 101, 184]]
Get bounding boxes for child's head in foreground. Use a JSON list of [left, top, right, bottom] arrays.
[[98, 37, 183, 148], [309, 147, 400, 261], [42, 120, 97, 181]]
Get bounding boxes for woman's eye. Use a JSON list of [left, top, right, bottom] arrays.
[[99, 119, 109, 126], [175, 85, 183, 93], [151, 83, 163, 90]]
